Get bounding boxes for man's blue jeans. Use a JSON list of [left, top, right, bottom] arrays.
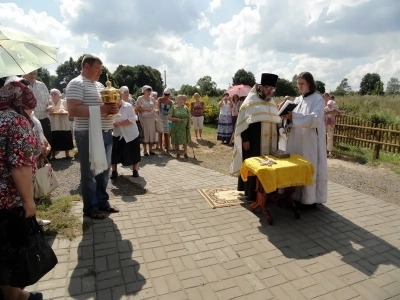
[[74, 130, 113, 214]]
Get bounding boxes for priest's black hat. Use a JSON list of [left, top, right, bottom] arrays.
[[260, 73, 278, 87]]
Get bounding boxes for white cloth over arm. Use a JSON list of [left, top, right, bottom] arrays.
[[88, 106, 108, 175], [112, 101, 139, 143], [286, 93, 328, 204]]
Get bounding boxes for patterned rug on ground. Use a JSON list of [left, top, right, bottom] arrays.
[[197, 187, 245, 208]]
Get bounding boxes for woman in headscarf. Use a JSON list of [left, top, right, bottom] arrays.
[[110, 91, 142, 179], [0, 81, 44, 299], [168, 94, 191, 158], [120, 86, 135, 106], [48, 88, 74, 160], [135, 85, 158, 156]]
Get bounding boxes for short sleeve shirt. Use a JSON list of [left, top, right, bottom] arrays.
[[0, 109, 41, 209], [66, 75, 113, 131]]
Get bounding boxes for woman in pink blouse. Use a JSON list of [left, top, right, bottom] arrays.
[[190, 93, 205, 140]]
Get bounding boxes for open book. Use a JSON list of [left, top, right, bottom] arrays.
[[278, 100, 298, 116]]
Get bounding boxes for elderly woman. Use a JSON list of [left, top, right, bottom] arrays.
[[157, 88, 174, 154], [136, 85, 158, 156], [48, 88, 74, 160], [190, 92, 205, 140], [0, 81, 44, 300], [110, 95, 141, 179], [217, 92, 233, 144], [120, 86, 135, 106], [168, 94, 191, 158]]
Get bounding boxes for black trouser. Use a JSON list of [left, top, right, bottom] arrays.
[[0, 207, 25, 286], [39, 117, 52, 147]]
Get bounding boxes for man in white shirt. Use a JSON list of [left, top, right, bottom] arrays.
[[23, 70, 53, 148], [66, 54, 119, 220]]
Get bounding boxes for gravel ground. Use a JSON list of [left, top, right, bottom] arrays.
[[49, 144, 400, 207], [50, 152, 146, 198], [327, 159, 400, 206]]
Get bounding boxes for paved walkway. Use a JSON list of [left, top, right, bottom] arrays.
[[29, 156, 400, 299]]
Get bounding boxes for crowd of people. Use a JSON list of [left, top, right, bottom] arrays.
[[0, 51, 341, 299]]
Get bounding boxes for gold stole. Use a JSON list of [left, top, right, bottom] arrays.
[[260, 122, 278, 156]]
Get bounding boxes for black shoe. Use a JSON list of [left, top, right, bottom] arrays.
[[132, 170, 139, 177], [110, 171, 118, 180], [28, 292, 43, 300]]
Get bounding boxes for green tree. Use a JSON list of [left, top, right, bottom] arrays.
[[56, 57, 81, 86], [178, 84, 199, 96], [196, 75, 217, 96], [275, 78, 297, 97], [291, 74, 298, 90], [232, 69, 256, 87], [36, 68, 51, 88], [359, 73, 384, 95], [373, 81, 384, 95], [334, 78, 352, 96], [316, 80, 326, 94], [113, 65, 163, 98], [386, 77, 400, 95]]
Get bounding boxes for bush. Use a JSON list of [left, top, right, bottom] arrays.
[[187, 95, 220, 124]]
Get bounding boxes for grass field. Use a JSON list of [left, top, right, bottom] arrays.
[[197, 124, 400, 174]]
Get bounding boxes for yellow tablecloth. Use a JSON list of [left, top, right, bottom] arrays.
[[240, 154, 314, 194]]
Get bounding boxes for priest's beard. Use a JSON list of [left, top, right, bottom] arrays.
[[257, 87, 271, 102]]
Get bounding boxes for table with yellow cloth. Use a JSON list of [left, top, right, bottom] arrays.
[[240, 154, 314, 225]]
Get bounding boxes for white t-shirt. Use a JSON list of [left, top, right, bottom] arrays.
[[66, 75, 113, 131]]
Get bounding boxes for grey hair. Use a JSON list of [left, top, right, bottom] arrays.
[[50, 88, 61, 96]]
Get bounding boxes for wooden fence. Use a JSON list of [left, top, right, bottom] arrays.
[[334, 115, 400, 159]]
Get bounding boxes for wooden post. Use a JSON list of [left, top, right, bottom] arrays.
[[373, 124, 382, 160]]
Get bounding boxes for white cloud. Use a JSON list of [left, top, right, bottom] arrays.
[[208, 0, 222, 12], [345, 50, 400, 91], [198, 12, 211, 30], [1, 0, 399, 93], [0, 2, 89, 74]]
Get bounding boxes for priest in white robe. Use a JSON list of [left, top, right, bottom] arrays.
[[282, 72, 328, 207], [230, 73, 281, 201]]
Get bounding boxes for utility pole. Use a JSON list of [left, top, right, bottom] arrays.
[[164, 70, 167, 88]]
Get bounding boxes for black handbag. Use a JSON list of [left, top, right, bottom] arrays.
[[9, 216, 58, 288]]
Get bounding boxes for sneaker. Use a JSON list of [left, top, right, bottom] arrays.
[[132, 170, 139, 177], [37, 219, 51, 226]]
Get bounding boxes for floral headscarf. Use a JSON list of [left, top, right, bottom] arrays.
[[0, 81, 37, 124]]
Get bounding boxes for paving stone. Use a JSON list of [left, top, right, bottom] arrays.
[[46, 157, 400, 299]]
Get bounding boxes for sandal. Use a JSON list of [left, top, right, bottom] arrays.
[[149, 151, 156, 155], [101, 205, 119, 213], [84, 211, 105, 219], [65, 156, 73, 160], [144, 152, 149, 156], [184, 154, 188, 158]]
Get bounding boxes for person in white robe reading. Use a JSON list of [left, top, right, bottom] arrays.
[[230, 73, 281, 201], [281, 71, 328, 208]]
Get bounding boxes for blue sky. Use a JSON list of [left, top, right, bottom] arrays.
[[1, 0, 399, 92]]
